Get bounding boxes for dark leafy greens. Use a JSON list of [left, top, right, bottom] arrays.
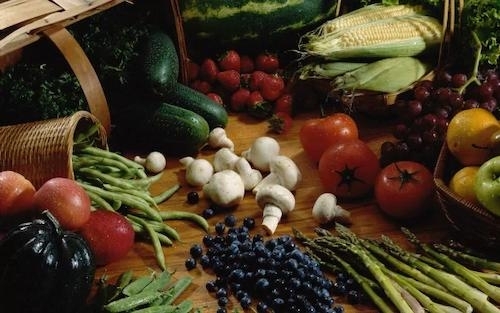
[[460, 0, 500, 68]]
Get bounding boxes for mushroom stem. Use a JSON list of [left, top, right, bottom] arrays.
[[262, 205, 283, 235], [255, 184, 295, 235]]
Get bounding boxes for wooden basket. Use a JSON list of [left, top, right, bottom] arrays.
[[0, 0, 125, 134], [433, 143, 500, 250], [0, 110, 107, 189]]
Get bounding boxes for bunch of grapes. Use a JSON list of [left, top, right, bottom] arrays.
[[380, 68, 500, 169]]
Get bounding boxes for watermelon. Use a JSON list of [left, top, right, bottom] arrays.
[[180, 0, 338, 53]]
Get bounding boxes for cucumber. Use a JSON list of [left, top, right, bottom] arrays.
[[115, 102, 209, 156], [164, 82, 228, 130], [137, 31, 179, 98]]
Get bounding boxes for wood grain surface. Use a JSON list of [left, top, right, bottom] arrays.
[[95, 110, 455, 312]]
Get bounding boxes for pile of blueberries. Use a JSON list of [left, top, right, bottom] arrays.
[[184, 214, 345, 313]]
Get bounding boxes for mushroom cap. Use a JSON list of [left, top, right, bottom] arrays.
[[255, 184, 295, 214], [203, 170, 245, 207], [213, 147, 240, 172], [268, 156, 302, 190], [242, 136, 280, 172]]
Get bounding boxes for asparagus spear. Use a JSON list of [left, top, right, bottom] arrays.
[[381, 235, 500, 313], [402, 228, 500, 304]]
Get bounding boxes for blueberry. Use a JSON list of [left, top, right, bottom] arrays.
[[202, 207, 215, 219], [243, 216, 255, 229], [190, 244, 203, 258], [215, 222, 226, 234], [184, 257, 196, 270], [217, 296, 229, 307], [224, 214, 237, 227], [186, 191, 199, 204]]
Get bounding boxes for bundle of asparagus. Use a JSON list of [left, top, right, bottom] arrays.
[[294, 225, 500, 313]]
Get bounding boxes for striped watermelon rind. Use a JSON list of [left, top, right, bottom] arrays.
[[180, 0, 338, 52]]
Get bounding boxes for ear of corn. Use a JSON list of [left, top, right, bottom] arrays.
[[300, 14, 443, 60], [298, 61, 368, 80], [332, 57, 431, 93], [311, 3, 426, 36]]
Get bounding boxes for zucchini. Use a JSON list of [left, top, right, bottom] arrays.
[[115, 102, 210, 156], [164, 82, 228, 130], [137, 31, 179, 98]]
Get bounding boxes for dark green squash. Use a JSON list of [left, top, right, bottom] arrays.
[[0, 211, 95, 313]]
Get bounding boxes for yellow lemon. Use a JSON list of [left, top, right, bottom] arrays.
[[449, 166, 480, 205], [446, 108, 500, 166]]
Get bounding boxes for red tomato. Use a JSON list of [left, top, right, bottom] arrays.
[[0, 171, 36, 217], [79, 210, 135, 266], [33, 177, 91, 231], [374, 161, 434, 219], [318, 139, 380, 199], [299, 113, 359, 163]]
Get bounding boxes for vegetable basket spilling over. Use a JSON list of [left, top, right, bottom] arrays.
[[0, 110, 107, 189]]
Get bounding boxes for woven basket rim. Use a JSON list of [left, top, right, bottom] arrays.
[[434, 142, 500, 247]]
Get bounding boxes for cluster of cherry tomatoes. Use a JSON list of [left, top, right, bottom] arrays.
[[186, 50, 294, 133]]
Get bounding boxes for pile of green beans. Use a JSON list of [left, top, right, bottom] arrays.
[[72, 125, 209, 270], [89, 270, 194, 313]]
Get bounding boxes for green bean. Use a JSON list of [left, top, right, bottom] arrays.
[[153, 184, 181, 204], [129, 304, 178, 313], [86, 189, 115, 211], [79, 146, 146, 172], [141, 271, 172, 293], [108, 270, 135, 301], [73, 154, 133, 173], [128, 219, 175, 246], [103, 290, 163, 312], [160, 210, 209, 233], [111, 199, 122, 210], [149, 220, 180, 241], [156, 233, 173, 246], [175, 299, 194, 313], [127, 215, 166, 271], [74, 123, 101, 145], [78, 167, 137, 190], [79, 183, 162, 222], [122, 275, 155, 296], [161, 276, 193, 305], [103, 184, 157, 208], [133, 172, 164, 189]]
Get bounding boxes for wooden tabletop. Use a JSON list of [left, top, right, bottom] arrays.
[[95, 110, 454, 312]]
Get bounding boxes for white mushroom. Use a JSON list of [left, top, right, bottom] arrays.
[[134, 151, 166, 174], [208, 127, 234, 151], [203, 170, 245, 208], [255, 184, 296, 235], [213, 147, 240, 172], [179, 156, 214, 187], [312, 193, 351, 225], [241, 136, 280, 172], [252, 155, 302, 194], [234, 157, 262, 191]]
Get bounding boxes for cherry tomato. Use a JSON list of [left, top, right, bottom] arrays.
[[299, 113, 359, 163], [318, 139, 380, 199], [374, 161, 434, 219]]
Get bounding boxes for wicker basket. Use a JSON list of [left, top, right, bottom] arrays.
[[0, 111, 107, 189], [433, 143, 500, 249]]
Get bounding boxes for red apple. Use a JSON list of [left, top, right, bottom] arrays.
[[0, 171, 36, 217]]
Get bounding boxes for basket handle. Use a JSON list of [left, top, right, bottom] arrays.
[[169, 0, 189, 84], [44, 26, 111, 135]]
